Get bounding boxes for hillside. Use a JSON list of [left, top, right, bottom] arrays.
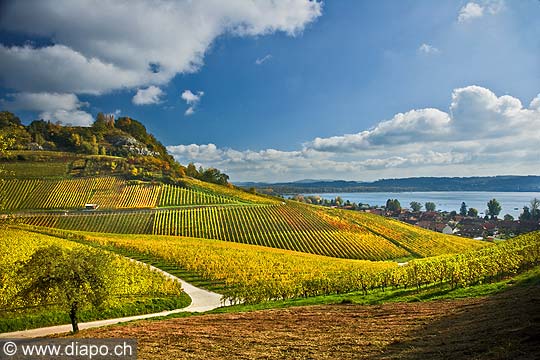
[[241, 176, 540, 194], [9, 180, 485, 261], [0, 111, 487, 262]]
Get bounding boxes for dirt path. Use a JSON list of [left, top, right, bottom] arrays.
[[0, 261, 228, 339], [67, 281, 540, 359]]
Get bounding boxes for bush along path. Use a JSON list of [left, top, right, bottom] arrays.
[[0, 253, 229, 339]]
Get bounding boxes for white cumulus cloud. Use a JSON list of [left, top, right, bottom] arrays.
[[458, 1, 504, 23], [181, 90, 204, 116], [132, 86, 164, 105], [0, 0, 322, 95], [418, 43, 440, 54], [168, 86, 540, 182], [0, 0, 322, 123], [1, 92, 93, 126], [458, 2, 484, 22]]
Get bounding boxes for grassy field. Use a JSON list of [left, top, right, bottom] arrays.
[[0, 162, 69, 178]]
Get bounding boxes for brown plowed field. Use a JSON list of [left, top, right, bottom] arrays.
[[71, 283, 540, 359]]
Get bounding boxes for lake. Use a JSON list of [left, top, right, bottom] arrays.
[[297, 191, 540, 219]]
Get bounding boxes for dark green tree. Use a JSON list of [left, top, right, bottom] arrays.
[[386, 199, 401, 212], [467, 207, 478, 217], [409, 201, 422, 212], [425, 202, 436, 212], [92, 112, 108, 133], [186, 162, 199, 178], [459, 202, 468, 216], [520, 206, 531, 221], [18, 246, 113, 333], [486, 198, 502, 219], [503, 214, 514, 221], [201, 167, 229, 185], [530, 198, 540, 220]]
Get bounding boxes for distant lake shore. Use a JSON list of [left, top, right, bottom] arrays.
[[294, 191, 540, 219]]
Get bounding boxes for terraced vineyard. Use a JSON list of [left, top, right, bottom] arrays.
[[180, 178, 280, 205], [1, 177, 160, 210], [19, 201, 486, 261], [0, 177, 274, 210], [158, 183, 239, 206], [152, 204, 409, 260]]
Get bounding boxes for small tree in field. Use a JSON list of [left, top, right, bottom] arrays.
[[18, 245, 113, 333]]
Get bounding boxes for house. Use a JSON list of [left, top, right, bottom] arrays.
[[434, 223, 447, 233], [456, 223, 485, 238], [482, 222, 498, 236], [419, 211, 443, 222], [442, 224, 454, 234], [416, 220, 438, 231], [365, 208, 385, 216]]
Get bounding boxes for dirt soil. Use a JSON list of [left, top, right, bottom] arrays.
[[71, 283, 540, 359]]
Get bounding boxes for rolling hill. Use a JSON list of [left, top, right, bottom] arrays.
[[2, 164, 484, 261]]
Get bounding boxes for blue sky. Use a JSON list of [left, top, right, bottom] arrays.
[[0, 0, 539, 182]]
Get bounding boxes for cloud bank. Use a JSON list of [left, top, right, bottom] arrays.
[[1, 92, 93, 126], [168, 86, 540, 182], [0, 0, 322, 120]]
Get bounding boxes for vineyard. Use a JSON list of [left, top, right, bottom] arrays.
[[151, 204, 410, 260], [0, 228, 183, 311], [326, 208, 487, 257], [41, 228, 540, 304], [0, 177, 275, 211], [3, 176, 483, 262], [18, 201, 486, 260], [158, 183, 238, 206], [0, 177, 160, 210], [180, 177, 280, 205]]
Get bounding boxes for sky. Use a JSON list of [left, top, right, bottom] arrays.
[[0, 0, 539, 183]]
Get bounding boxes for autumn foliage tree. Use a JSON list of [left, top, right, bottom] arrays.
[[18, 246, 114, 333]]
